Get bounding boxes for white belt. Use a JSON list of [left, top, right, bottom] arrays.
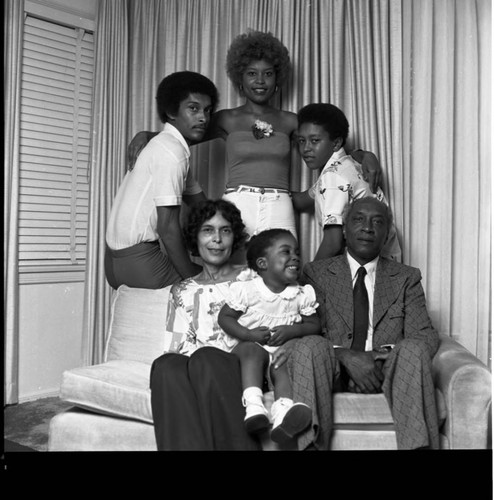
[[225, 185, 289, 195]]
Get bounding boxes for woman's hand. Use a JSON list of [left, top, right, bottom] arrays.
[[360, 152, 382, 194], [350, 150, 383, 193], [127, 131, 155, 171], [270, 338, 298, 370]]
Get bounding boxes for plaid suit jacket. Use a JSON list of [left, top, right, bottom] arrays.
[[302, 255, 439, 357]]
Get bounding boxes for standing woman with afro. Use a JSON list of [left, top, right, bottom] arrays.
[[129, 30, 382, 245]]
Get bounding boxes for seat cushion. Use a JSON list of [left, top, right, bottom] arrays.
[[58, 359, 445, 451], [61, 359, 441, 427], [104, 285, 181, 364], [332, 390, 446, 426], [60, 360, 278, 426], [60, 360, 153, 423], [333, 393, 393, 424], [48, 407, 157, 451]]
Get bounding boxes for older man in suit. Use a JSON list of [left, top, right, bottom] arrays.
[[302, 197, 440, 449]]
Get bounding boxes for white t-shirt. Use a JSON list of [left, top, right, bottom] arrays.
[[106, 123, 202, 250]]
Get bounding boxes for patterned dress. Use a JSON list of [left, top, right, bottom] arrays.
[[165, 269, 257, 356]]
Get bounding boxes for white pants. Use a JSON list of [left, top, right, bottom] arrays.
[[223, 186, 297, 240]]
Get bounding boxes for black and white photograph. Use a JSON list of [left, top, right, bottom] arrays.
[[3, 0, 492, 481]]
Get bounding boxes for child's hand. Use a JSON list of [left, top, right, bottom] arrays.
[[267, 325, 293, 346], [249, 326, 271, 345]]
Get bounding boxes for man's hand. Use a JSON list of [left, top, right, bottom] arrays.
[[270, 338, 298, 370], [336, 349, 384, 393]]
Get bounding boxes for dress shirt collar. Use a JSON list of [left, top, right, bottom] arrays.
[[346, 251, 379, 281], [163, 122, 190, 156]]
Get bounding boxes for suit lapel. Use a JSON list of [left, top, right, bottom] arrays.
[[373, 258, 403, 328], [325, 256, 353, 332]]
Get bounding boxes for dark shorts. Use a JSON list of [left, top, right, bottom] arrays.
[[104, 241, 181, 289]]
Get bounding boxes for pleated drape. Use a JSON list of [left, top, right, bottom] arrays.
[[82, 0, 129, 365], [81, 0, 490, 365], [281, 0, 404, 261], [402, 0, 491, 361], [126, 0, 403, 262], [4, 0, 24, 405]]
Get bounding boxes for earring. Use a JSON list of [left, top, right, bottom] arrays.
[[239, 84, 243, 91], [275, 85, 279, 92]]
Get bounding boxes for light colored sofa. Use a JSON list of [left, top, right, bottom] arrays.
[[48, 285, 492, 451]]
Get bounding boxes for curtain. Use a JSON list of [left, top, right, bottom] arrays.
[[4, 0, 24, 405], [82, 0, 129, 365], [126, 0, 403, 262], [85, 0, 490, 365], [282, 0, 404, 260], [402, 0, 491, 362]]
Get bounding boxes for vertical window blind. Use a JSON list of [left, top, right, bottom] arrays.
[[19, 15, 94, 268]]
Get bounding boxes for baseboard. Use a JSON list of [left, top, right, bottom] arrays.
[[18, 389, 61, 404]]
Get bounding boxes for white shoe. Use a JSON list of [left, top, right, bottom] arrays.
[[270, 398, 312, 444], [243, 398, 270, 435]]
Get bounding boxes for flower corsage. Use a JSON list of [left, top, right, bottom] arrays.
[[252, 119, 274, 140]]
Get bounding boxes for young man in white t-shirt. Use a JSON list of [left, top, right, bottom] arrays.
[[291, 103, 401, 262], [105, 71, 218, 289]]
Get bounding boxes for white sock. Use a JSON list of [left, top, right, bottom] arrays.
[[275, 397, 293, 406], [243, 386, 263, 405]]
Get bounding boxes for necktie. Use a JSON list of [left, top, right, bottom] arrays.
[[352, 266, 369, 351]]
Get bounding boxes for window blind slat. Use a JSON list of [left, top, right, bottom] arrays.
[[21, 108, 77, 124], [20, 222, 72, 230], [20, 210, 72, 220], [22, 79, 77, 99], [20, 145, 74, 160], [19, 15, 93, 267]]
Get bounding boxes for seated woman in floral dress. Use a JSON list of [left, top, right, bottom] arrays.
[[150, 199, 333, 450]]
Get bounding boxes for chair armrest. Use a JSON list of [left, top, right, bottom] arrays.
[[432, 333, 491, 449]]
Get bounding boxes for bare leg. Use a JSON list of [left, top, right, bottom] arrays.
[[270, 362, 292, 399], [232, 341, 269, 390], [232, 342, 270, 435]]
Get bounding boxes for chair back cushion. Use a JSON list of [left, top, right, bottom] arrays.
[[104, 285, 174, 364]]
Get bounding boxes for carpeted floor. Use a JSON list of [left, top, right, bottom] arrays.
[[4, 396, 73, 452]]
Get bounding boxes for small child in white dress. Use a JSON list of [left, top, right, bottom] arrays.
[[218, 229, 321, 444]]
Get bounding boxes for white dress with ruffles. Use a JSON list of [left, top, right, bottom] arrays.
[[225, 276, 319, 353]]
